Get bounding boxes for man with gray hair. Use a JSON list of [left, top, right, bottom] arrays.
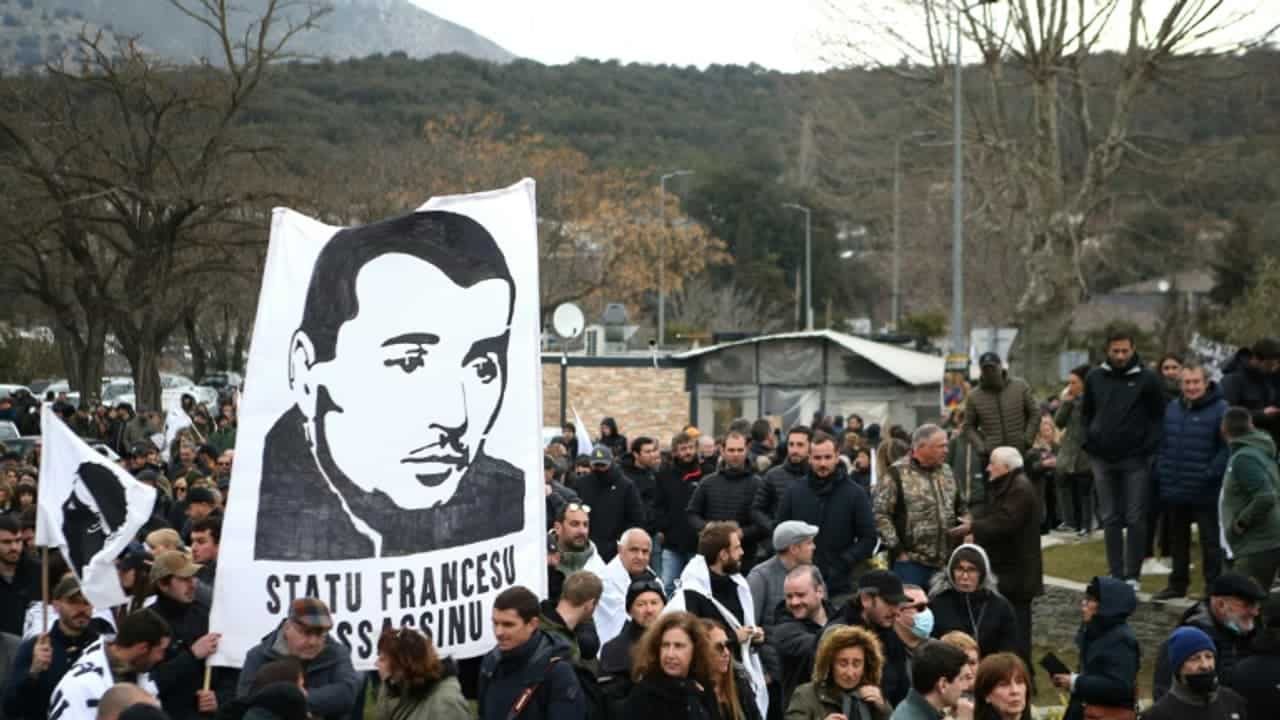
[[874, 424, 967, 588], [594, 528, 662, 645], [951, 445, 1042, 667]]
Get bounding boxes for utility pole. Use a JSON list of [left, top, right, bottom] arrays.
[[658, 169, 693, 348], [782, 203, 813, 330]]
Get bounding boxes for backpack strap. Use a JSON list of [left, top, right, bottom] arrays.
[[506, 656, 561, 720]]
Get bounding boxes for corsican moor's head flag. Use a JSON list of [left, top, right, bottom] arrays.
[[36, 405, 157, 608], [211, 179, 545, 670]]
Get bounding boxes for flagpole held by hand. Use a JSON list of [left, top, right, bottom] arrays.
[[40, 546, 48, 633]]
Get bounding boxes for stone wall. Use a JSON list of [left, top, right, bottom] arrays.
[[541, 363, 690, 450]]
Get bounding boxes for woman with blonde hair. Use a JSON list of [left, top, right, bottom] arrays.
[[700, 619, 761, 720], [624, 611, 720, 719], [785, 625, 890, 720]]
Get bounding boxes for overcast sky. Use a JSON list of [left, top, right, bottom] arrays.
[[411, 0, 1275, 72]]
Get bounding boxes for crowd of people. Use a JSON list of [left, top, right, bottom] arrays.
[[0, 329, 1277, 720]]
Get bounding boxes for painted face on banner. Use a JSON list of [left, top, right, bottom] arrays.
[[302, 254, 511, 510]]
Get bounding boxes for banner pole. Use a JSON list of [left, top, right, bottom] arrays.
[[40, 546, 49, 633], [203, 662, 212, 691]]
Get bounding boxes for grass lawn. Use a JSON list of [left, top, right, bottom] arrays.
[[1041, 535, 1207, 599]]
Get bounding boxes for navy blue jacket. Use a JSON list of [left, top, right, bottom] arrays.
[[478, 630, 584, 720], [1155, 384, 1229, 507], [1065, 578, 1140, 720], [776, 466, 877, 594], [2, 623, 100, 720]]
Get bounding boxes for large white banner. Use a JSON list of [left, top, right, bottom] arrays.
[[210, 180, 545, 669], [36, 405, 157, 609]]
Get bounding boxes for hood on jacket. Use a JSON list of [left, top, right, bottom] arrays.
[[930, 543, 1000, 596], [1101, 353, 1143, 376], [1087, 576, 1137, 622], [1229, 428, 1278, 457]]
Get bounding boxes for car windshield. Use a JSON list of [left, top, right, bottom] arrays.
[[103, 381, 134, 402]]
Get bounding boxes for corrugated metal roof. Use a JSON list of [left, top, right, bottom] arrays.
[[672, 329, 944, 387]]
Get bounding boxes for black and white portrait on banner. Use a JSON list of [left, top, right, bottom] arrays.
[[210, 180, 545, 670], [37, 405, 157, 609]]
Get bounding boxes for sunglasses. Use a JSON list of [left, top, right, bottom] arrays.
[[628, 579, 663, 596], [565, 503, 592, 514]]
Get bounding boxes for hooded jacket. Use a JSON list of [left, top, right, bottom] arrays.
[[1219, 429, 1280, 559], [1064, 577, 1139, 720], [1155, 384, 1229, 507], [775, 465, 877, 594], [1153, 600, 1258, 701], [927, 545, 1019, 657], [598, 418, 628, 459], [970, 468, 1044, 602], [962, 370, 1039, 454], [654, 458, 706, 554], [574, 464, 645, 563], [1081, 355, 1167, 462], [237, 622, 361, 720], [478, 629, 584, 720]]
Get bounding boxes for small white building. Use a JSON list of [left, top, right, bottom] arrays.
[[673, 330, 945, 435]]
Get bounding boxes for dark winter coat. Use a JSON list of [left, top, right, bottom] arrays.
[[238, 622, 361, 720], [654, 459, 706, 554], [770, 601, 838, 707], [478, 629, 584, 720], [598, 417, 628, 460], [1221, 365, 1278, 417], [619, 452, 659, 530], [962, 373, 1039, 454], [150, 592, 239, 720], [622, 674, 720, 720], [0, 557, 38, 636], [1138, 684, 1248, 720], [575, 466, 645, 563], [946, 431, 988, 509], [217, 683, 309, 720], [687, 463, 770, 554], [775, 467, 877, 594], [3, 622, 100, 720], [927, 545, 1019, 657], [827, 603, 910, 707], [754, 459, 808, 524], [1155, 385, 1229, 508], [599, 620, 646, 676], [1082, 355, 1167, 462], [1064, 577, 1139, 720], [1153, 601, 1257, 700], [1054, 396, 1093, 476], [1232, 631, 1280, 720], [970, 467, 1044, 602]]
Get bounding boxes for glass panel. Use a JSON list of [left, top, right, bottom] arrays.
[[760, 386, 821, 433], [697, 385, 758, 437], [697, 344, 757, 384], [825, 344, 899, 386], [758, 340, 823, 385]]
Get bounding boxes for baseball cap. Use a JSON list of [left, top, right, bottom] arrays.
[[150, 550, 202, 582], [187, 487, 217, 505], [53, 575, 86, 601], [289, 598, 333, 629], [857, 570, 908, 605], [1208, 572, 1266, 602], [978, 352, 1002, 367], [589, 446, 614, 465], [772, 520, 819, 552]]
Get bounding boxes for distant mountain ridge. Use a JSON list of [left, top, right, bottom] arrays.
[[0, 0, 515, 73]]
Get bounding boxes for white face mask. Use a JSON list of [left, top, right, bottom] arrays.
[[912, 608, 935, 639]]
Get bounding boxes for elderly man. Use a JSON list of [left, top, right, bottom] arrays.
[[747, 520, 817, 627], [594, 528, 662, 644], [951, 446, 1042, 667], [1153, 573, 1265, 699], [236, 600, 360, 720], [1141, 627, 1249, 720], [874, 424, 967, 588]]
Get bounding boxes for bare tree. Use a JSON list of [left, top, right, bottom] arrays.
[[826, 0, 1273, 380], [0, 0, 329, 409]]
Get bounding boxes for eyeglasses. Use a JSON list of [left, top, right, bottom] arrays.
[[954, 565, 980, 576], [565, 503, 591, 514]]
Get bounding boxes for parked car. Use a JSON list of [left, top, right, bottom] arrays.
[[2, 436, 39, 459], [0, 422, 19, 442], [0, 384, 31, 400], [199, 371, 243, 392]]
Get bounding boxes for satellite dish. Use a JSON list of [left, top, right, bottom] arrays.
[[552, 303, 585, 340]]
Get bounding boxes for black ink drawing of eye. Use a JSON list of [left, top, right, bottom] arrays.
[[472, 355, 498, 384], [384, 350, 426, 374]]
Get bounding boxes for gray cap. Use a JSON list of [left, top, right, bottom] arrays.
[[773, 520, 819, 552]]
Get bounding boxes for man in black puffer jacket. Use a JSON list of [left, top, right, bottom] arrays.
[[686, 431, 769, 569], [754, 425, 812, 526], [574, 447, 644, 564], [652, 432, 705, 589], [1082, 330, 1166, 586], [775, 432, 877, 595]]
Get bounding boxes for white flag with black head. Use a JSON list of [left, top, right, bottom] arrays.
[[37, 405, 157, 608]]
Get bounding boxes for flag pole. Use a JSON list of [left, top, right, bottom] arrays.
[[40, 546, 49, 632], [203, 662, 212, 691]]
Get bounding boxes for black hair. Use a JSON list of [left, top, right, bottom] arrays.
[[493, 586, 540, 623], [911, 640, 969, 694], [192, 515, 222, 544], [630, 436, 656, 454], [115, 609, 173, 647], [1105, 329, 1134, 346], [1223, 407, 1254, 439], [251, 657, 305, 694], [1070, 364, 1092, 382], [296, 210, 514, 364], [1159, 353, 1183, 367], [750, 418, 772, 443], [810, 431, 837, 450], [0, 515, 19, 535], [787, 424, 813, 440]]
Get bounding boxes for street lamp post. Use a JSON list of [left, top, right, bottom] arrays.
[[782, 203, 813, 331], [658, 169, 693, 348], [951, 0, 999, 355]]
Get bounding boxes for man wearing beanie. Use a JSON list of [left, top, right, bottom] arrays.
[[1153, 572, 1264, 699], [1140, 627, 1248, 720], [599, 578, 665, 677]]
